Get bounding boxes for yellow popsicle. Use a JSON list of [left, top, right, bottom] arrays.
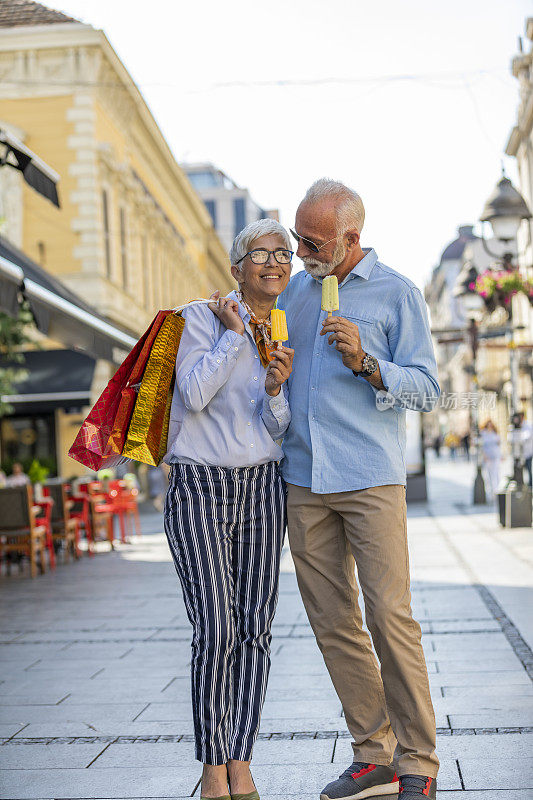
[[321, 275, 339, 316], [271, 309, 288, 349]]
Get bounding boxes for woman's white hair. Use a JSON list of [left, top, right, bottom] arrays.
[[230, 218, 292, 266], [302, 178, 365, 235]]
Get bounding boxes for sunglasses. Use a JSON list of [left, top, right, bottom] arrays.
[[290, 228, 341, 254], [235, 248, 294, 265]]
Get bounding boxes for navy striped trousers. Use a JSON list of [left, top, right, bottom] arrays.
[[164, 461, 286, 764]]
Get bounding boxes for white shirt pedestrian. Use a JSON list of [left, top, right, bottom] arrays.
[[480, 426, 501, 498]]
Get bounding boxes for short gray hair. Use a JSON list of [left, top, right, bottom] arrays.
[[230, 218, 292, 266], [302, 178, 365, 235]]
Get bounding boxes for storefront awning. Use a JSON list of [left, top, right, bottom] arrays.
[[0, 349, 96, 414], [0, 255, 23, 317], [23, 277, 136, 365], [0, 129, 60, 207], [0, 238, 137, 366]]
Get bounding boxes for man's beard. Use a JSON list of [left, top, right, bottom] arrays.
[[302, 239, 346, 278]]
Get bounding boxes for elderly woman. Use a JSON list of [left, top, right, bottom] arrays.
[[164, 219, 294, 800]]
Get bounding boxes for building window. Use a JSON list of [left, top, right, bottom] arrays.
[[152, 248, 158, 309], [204, 199, 217, 227], [119, 207, 128, 289], [102, 190, 112, 279], [188, 170, 220, 189], [160, 256, 166, 309], [233, 197, 246, 238], [141, 234, 149, 309], [0, 414, 57, 476], [37, 241, 46, 267]]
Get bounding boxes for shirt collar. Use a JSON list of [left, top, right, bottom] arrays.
[[310, 248, 378, 286], [341, 248, 377, 284]]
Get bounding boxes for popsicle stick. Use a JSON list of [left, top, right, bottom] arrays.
[[276, 341, 282, 350]]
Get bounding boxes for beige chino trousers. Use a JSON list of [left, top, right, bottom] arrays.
[[287, 483, 439, 778]]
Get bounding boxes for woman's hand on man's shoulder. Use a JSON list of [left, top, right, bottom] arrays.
[[208, 291, 245, 335]]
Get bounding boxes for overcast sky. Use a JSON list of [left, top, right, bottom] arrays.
[[53, 0, 531, 289]]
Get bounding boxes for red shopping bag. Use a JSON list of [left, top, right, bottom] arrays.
[[107, 310, 174, 457], [68, 311, 171, 470]]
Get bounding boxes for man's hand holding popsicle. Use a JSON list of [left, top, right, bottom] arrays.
[[319, 274, 382, 383]]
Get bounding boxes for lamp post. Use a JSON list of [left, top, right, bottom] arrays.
[[479, 174, 532, 526], [453, 262, 486, 504]]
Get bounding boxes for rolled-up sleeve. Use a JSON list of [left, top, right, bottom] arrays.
[[261, 385, 291, 441], [176, 306, 247, 412], [376, 287, 440, 412]]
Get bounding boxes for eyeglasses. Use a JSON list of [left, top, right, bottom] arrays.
[[235, 248, 294, 265], [290, 227, 341, 254]]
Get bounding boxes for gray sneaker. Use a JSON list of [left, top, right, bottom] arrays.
[[398, 775, 437, 798], [320, 761, 399, 799]]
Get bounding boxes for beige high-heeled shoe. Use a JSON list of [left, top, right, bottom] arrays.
[[200, 795, 231, 800]]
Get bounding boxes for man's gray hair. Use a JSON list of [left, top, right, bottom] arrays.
[[302, 178, 365, 235], [230, 218, 292, 266]]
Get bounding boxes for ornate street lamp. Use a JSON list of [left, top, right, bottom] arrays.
[[480, 174, 532, 526], [453, 263, 486, 505], [480, 175, 532, 250]]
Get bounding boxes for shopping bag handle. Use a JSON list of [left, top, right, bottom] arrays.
[[172, 299, 214, 314]]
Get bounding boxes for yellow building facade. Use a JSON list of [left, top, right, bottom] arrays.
[[0, 15, 233, 337], [0, 4, 233, 480]]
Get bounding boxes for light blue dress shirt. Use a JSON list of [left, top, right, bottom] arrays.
[[263, 248, 440, 493], [164, 292, 291, 468]]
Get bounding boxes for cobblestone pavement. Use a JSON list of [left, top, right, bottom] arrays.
[[1, 456, 532, 799]]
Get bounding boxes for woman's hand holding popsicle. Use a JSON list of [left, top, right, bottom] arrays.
[[265, 346, 294, 397]]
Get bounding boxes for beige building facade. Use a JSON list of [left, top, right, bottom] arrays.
[[0, 9, 233, 339], [0, 1, 234, 480], [507, 18, 533, 279], [506, 17, 533, 422]]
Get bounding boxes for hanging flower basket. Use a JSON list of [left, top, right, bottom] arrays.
[[470, 268, 533, 312]]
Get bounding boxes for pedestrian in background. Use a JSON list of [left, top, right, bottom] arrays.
[[444, 431, 459, 459], [519, 413, 533, 488], [480, 421, 501, 499], [461, 432, 471, 460], [433, 433, 442, 458], [5, 462, 30, 487]]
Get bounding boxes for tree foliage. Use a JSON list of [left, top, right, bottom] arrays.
[[0, 304, 35, 417]]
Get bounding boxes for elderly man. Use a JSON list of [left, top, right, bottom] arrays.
[[270, 179, 440, 800]]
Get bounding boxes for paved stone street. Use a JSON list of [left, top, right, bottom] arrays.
[[1, 456, 532, 799]]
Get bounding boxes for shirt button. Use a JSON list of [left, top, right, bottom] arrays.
[[247, 422, 251, 427], [253, 376, 258, 381], [250, 443, 254, 448], [216, 359, 221, 363], [250, 399, 255, 404], [234, 346, 239, 351], [255, 355, 259, 359]]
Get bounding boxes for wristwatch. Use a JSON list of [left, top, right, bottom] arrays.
[[352, 353, 379, 378]]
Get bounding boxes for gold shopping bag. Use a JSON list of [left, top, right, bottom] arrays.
[[122, 313, 185, 465]]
